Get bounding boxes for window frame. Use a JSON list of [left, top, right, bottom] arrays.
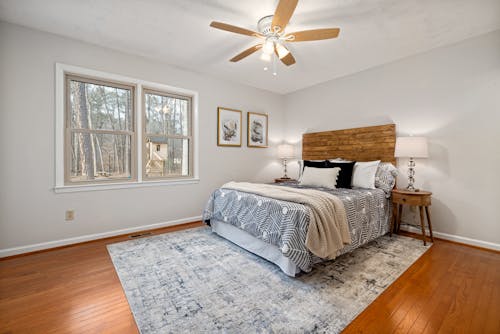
[[55, 63, 199, 193], [64, 74, 138, 185], [142, 87, 193, 180]]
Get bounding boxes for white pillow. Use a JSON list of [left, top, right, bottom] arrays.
[[300, 166, 340, 189], [298, 160, 325, 178], [352, 160, 380, 189]]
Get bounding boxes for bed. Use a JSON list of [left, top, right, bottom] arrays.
[[203, 124, 397, 276]]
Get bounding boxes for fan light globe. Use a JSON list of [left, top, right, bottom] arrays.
[[263, 40, 275, 55], [260, 53, 272, 62]]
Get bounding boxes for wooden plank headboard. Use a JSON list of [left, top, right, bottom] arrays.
[[302, 124, 396, 165]]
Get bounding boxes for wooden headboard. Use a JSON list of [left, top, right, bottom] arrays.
[[302, 124, 396, 165]]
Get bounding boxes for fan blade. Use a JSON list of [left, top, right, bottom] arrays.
[[271, 0, 298, 33], [274, 45, 296, 66], [280, 52, 296, 66], [285, 28, 340, 42], [210, 21, 263, 37], [230, 44, 263, 62], [286, 28, 340, 42]]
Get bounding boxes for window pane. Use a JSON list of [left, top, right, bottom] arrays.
[[69, 79, 133, 131], [70, 132, 132, 181], [144, 92, 189, 136], [145, 137, 189, 177]]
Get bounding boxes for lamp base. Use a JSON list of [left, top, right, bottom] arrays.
[[281, 158, 289, 179], [406, 157, 416, 191]]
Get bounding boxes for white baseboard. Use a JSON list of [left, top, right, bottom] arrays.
[[0, 215, 203, 258], [3, 218, 497, 258], [400, 224, 500, 251]]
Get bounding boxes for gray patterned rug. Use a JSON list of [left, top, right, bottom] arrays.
[[107, 227, 430, 334]]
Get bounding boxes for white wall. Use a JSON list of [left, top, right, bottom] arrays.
[[284, 30, 500, 247], [0, 22, 285, 253], [2, 21, 499, 254]]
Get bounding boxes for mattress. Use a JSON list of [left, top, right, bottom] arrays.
[[203, 184, 392, 275]]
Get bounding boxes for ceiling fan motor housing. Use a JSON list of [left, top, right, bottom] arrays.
[[258, 15, 276, 36]]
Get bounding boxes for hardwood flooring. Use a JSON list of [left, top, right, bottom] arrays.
[[1, 223, 499, 333], [344, 235, 500, 333]]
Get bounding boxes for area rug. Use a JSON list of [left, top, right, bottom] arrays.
[[107, 227, 430, 334]]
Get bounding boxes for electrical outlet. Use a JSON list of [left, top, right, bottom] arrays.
[[65, 210, 75, 221]]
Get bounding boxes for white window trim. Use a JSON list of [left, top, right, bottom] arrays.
[[55, 63, 199, 193]]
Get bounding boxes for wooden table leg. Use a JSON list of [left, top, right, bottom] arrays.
[[390, 207, 394, 237], [397, 203, 403, 233], [425, 206, 434, 242], [390, 203, 396, 236], [419, 206, 427, 246]]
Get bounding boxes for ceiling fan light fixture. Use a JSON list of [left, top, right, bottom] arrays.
[[210, 0, 340, 67], [275, 43, 290, 59], [260, 52, 272, 62], [263, 39, 275, 55]]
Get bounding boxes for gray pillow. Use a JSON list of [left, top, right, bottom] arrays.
[[375, 162, 398, 197]]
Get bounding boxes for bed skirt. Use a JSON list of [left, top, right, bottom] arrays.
[[211, 220, 301, 276]]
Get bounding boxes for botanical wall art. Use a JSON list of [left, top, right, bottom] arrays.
[[247, 112, 268, 148], [217, 107, 242, 147]]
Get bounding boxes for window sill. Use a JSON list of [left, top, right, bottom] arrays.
[[54, 178, 200, 193]]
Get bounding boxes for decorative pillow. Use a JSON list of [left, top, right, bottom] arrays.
[[327, 161, 356, 189], [303, 160, 330, 168], [300, 166, 340, 189], [298, 160, 326, 178], [375, 162, 399, 196], [301, 160, 354, 188], [351, 160, 381, 189]]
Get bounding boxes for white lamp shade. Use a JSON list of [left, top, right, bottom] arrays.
[[394, 137, 429, 158], [277, 144, 294, 159]]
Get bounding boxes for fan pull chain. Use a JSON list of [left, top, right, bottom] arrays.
[[272, 53, 278, 76]]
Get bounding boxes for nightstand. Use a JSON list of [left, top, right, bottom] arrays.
[[274, 178, 297, 183], [391, 189, 434, 245]]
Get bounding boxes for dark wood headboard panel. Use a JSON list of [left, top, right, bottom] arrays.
[[302, 124, 396, 165]]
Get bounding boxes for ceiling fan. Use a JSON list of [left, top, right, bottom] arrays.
[[209, 0, 340, 67]]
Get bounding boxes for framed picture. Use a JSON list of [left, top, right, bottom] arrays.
[[217, 107, 242, 147], [247, 112, 268, 148]]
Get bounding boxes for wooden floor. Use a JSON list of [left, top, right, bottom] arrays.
[[1, 223, 499, 334]]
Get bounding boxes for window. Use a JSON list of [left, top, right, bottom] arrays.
[[65, 75, 136, 184], [55, 64, 198, 192], [143, 89, 192, 179]]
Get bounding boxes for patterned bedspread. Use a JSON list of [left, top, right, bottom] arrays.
[[202, 183, 392, 272]]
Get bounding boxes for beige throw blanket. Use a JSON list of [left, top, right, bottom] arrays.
[[222, 182, 352, 259]]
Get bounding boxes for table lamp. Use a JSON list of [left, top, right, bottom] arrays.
[[394, 137, 428, 191], [277, 144, 295, 179]]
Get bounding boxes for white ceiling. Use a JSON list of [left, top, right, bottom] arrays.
[[1, 0, 499, 94]]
